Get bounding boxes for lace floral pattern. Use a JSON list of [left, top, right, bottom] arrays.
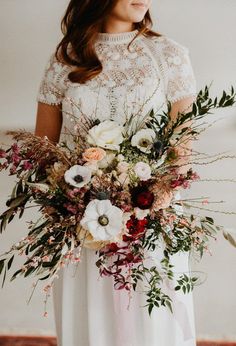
[[37, 31, 197, 126], [37, 54, 71, 105], [148, 35, 197, 103]]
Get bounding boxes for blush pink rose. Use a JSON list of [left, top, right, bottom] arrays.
[[82, 147, 106, 162]]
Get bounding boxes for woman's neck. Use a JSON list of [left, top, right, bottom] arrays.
[[101, 20, 134, 34]]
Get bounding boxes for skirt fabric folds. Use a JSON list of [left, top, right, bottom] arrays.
[[52, 243, 196, 346]]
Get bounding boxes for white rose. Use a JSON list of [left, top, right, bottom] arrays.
[[134, 161, 152, 181], [131, 128, 156, 153], [87, 120, 124, 151]]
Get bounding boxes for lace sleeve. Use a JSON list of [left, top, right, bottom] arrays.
[[37, 53, 70, 105], [160, 37, 197, 103]]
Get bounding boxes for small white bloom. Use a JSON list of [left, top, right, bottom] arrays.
[[87, 120, 124, 151], [64, 165, 92, 188], [98, 152, 116, 169], [134, 161, 152, 181], [96, 169, 103, 177], [117, 172, 130, 186], [117, 154, 125, 162], [80, 199, 123, 241], [117, 161, 130, 173], [84, 161, 98, 174], [131, 128, 156, 153]]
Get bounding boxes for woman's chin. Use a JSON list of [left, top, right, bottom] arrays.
[[129, 15, 146, 23]]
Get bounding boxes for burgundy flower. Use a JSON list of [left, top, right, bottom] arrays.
[[170, 179, 183, 189], [11, 143, 19, 154], [189, 171, 200, 181], [0, 149, 6, 159], [131, 185, 154, 209], [63, 203, 78, 214], [123, 215, 148, 241], [108, 243, 120, 252], [171, 174, 192, 189], [22, 161, 33, 171], [12, 153, 21, 165], [9, 165, 17, 175]]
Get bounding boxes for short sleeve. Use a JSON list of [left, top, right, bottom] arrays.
[[37, 53, 70, 105], [158, 37, 197, 103]]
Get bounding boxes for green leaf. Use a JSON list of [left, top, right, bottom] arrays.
[[148, 304, 154, 316], [0, 215, 8, 233], [11, 183, 19, 199], [7, 255, 14, 270], [166, 300, 173, 313], [6, 195, 29, 209], [0, 260, 5, 275], [223, 231, 236, 248], [39, 273, 51, 281], [10, 269, 23, 281], [24, 266, 37, 277], [2, 267, 7, 288], [205, 216, 214, 224]]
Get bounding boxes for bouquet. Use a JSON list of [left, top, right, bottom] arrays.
[[1, 85, 236, 316]]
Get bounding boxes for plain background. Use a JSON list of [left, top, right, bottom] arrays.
[[0, 0, 236, 340]]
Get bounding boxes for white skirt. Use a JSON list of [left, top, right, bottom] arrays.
[[52, 244, 196, 346]]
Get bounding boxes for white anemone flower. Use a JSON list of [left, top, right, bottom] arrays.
[[64, 165, 92, 188], [80, 199, 123, 241], [131, 128, 156, 153], [87, 120, 124, 151]]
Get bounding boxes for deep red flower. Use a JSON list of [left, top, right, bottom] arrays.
[[123, 215, 148, 242], [131, 186, 154, 210], [108, 243, 119, 253], [170, 179, 183, 189]]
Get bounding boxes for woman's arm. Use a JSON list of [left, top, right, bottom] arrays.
[[34, 102, 62, 143], [169, 95, 196, 174]]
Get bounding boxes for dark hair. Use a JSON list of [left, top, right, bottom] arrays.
[[56, 0, 161, 83]]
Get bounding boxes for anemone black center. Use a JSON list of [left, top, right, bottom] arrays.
[[74, 175, 84, 183], [98, 214, 109, 226], [139, 139, 150, 147]]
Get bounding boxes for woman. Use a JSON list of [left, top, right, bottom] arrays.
[[35, 0, 197, 345]]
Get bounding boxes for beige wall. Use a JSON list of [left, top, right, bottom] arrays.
[[0, 0, 236, 340]]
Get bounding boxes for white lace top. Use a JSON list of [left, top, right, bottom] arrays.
[[37, 29, 197, 137]]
